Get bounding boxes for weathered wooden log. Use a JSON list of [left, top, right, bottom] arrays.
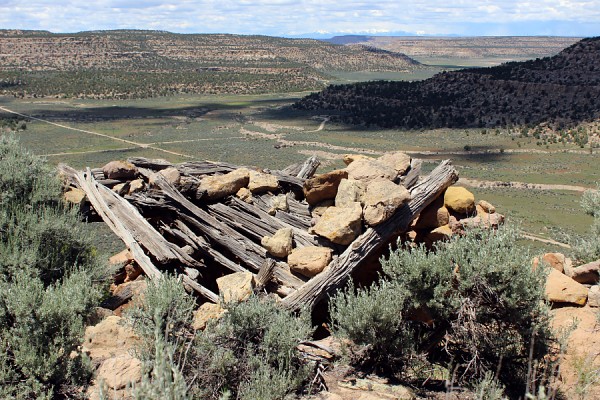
[[176, 160, 239, 176], [255, 259, 277, 290], [127, 157, 173, 171], [401, 158, 422, 189], [281, 160, 459, 311], [148, 173, 303, 289], [253, 194, 313, 231], [281, 156, 320, 179], [65, 166, 218, 302]]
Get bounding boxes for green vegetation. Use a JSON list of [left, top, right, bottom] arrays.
[[0, 135, 107, 399], [569, 184, 600, 263], [125, 281, 313, 400], [330, 225, 553, 395]]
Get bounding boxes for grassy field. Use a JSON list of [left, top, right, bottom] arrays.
[[1, 92, 597, 251]]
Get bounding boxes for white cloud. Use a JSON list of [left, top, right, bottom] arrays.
[[0, 1, 598, 36]]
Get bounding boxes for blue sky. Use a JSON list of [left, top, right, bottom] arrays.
[[1, 1, 598, 37]]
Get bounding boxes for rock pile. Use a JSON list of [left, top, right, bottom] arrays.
[[61, 152, 499, 313], [536, 252, 600, 306]]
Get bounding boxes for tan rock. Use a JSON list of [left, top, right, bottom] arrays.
[[288, 246, 333, 277], [109, 249, 133, 266], [248, 170, 279, 193], [236, 187, 253, 203], [124, 263, 143, 282], [342, 154, 372, 166], [103, 160, 137, 180], [197, 168, 250, 201], [82, 315, 139, 362], [216, 271, 255, 304], [192, 302, 227, 330], [589, 285, 600, 307], [303, 169, 348, 206], [425, 225, 453, 246], [478, 199, 496, 214], [569, 260, 600, 284], [312, 202, 362, 245], [545, 268, 588, 305], [444, 186, 476, 214], [112, 182, 129, 196], [268, 193, 289, 215], [311, 199, 334, 217], [149, 166, 180, 187], [345, 159, 397, 182], [127, 178, 145, 194], [378, 151, 411, 176], [63, 187, 86, 205], [363, 179, 411, 226], [335, 178, 366, 207], [96, 355, 142, 390], [542, 253, 569, 273], [414, 196, 449, 230], [261, 228, 293, 258]]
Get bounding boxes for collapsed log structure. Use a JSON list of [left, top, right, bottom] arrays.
[[59, 152, 478, 311]]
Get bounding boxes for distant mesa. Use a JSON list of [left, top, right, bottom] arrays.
[[294, 37, 600, 129]]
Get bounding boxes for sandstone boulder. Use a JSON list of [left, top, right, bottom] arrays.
[[478, 199, 496, 214], [363, 179, 411, 226], [378, 151, 411, 176], [311, 199, 334, 217], [216, 271, 255, 303], [96, 355, 142, 391], [335, 178, 366, 207], [197, 168, 250, 201], [112, 182, 129, 196], [82, 315, 139, 362], [342, 154, 372, 166], [542, 252, 570, 273], [149, 166, 181, 187], [268, 193, 289, 214], [63, 187, 86, 205], [414, 196, 449, 230], [261, 228, 293, 258], [545, 268, 588, 306], [127, 178, 145, 194], [345, 159, 396, 182], [589, 285, 600, 307], [288, 246, 333, 277], [303, 169, 348, 206], [193, 302, 227, 330], [248, 170, 279, 193], [103, 160, 137, 180], [312, 202, 362, 245], [425, 225, 453, 246], [236, 187, 253, 203], [109, 249, 133, 266], [569, 260, 600, 284], [444, 186, 475, 214]]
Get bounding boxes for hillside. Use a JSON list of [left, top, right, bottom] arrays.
[[294, 37, 600, 129], [325, 35, 581, 65], [0, 30, 419, 98]]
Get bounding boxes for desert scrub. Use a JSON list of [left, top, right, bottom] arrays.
[[330, 224, 552, 392], [0, 135, 107, 399], [570, 184, 600, 262], [190, 296, 313, 400]]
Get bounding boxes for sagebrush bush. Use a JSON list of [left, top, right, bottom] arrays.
[[570, 185, 600, 263], [0, 135, 107, 399], [191, 296, 313, 400], [330, 224, 552, 392]]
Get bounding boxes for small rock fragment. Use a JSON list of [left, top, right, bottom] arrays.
[[261, 228, 293, 258], [288, 246, 333, 277], [216, 271, 255, 304]]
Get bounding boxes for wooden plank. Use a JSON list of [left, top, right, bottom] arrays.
[[281, 160, 459, 311]]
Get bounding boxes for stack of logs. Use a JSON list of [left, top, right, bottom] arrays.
[[59, 152, 501, 312]]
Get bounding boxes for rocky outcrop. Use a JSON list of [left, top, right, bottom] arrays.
[[345, 158, 396, 182], [378, 151, 411, 177], [335, 178, 366, 207]]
